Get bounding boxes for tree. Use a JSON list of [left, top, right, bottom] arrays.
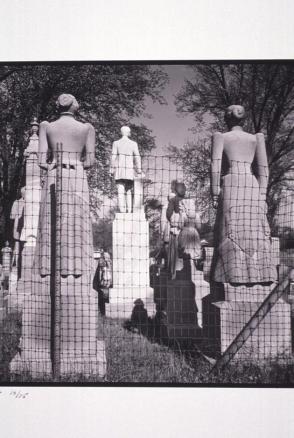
[[174, 63, 294, 224], [144, 197, 163, 254], [0, 63, 168, 243], [168, 139, 213, 225]]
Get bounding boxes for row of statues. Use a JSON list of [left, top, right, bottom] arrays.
[[33, 95, 143, 278], [11, 94, 275, 288]]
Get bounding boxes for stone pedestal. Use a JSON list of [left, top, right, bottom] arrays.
[[10, 276, 106, 379], [202, 238, 292, 360], [203, 297, 291, 360], [109, 211, 155, 318], [9, 246, 37, 311]]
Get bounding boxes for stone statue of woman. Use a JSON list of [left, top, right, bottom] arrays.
[[34, 94, 95, 277], [211, 105, 276, 285]]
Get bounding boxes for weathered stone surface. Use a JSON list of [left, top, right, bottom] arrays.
[[203, 299, 292, 360], [110, 211, 155, 318], [10, 276, 106, 378], [202, 236, 292, 360]]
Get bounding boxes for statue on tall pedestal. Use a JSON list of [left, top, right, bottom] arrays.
[[10, 94, 106, 378], [211, 105, 276, 285], [110, 126, 142, 213], [34, 94, 95, 276]]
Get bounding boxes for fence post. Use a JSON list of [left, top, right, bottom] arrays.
[[52, 142, 62, 379]]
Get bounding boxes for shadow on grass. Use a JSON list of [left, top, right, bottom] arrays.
[[1, 310, 294, 384]]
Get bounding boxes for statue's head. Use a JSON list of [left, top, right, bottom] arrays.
[[56, 94, 79, 114], [121, 126, 131, 137], [225, 105, 245, 128], [175, 182, 186, 198], [20, 187, 26, 199]]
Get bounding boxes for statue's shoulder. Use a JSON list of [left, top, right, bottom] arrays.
[[130, 139, 138, 148], [212, 131, 223, 139], [212, 131, 224, 144], [39, 120, 50, 128], [84, 121, 94, 130]]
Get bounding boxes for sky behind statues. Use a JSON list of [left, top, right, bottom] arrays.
[[134, 65, 197, 201], [135, 64, 196, 155]]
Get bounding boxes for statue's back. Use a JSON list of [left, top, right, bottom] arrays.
[[46, 117, 90, 155], [223, 130, 257, 164]]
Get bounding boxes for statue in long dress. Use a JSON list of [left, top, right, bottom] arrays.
[[211, 105, 276, 285], [34, 94, 95, 277], [166, 182, 201, 279], [110, 126, 142, 213]]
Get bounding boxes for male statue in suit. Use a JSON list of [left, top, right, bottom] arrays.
[[110, 126, 142, 213]]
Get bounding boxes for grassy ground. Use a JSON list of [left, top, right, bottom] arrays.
[[1, 311, 294, 384]]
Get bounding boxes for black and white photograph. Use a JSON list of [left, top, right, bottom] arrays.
[[0, 61, 293, 385], [1, 1, 294, 437]]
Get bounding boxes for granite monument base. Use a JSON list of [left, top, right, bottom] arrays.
[[10, 275, 106, 379], [203, 295, 292, 360]]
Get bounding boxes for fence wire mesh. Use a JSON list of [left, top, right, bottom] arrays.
[[0, 148, 294, 384]]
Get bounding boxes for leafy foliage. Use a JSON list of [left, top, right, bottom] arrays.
[[0, 64, 168, 242], [174, 63, 294, 224]]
